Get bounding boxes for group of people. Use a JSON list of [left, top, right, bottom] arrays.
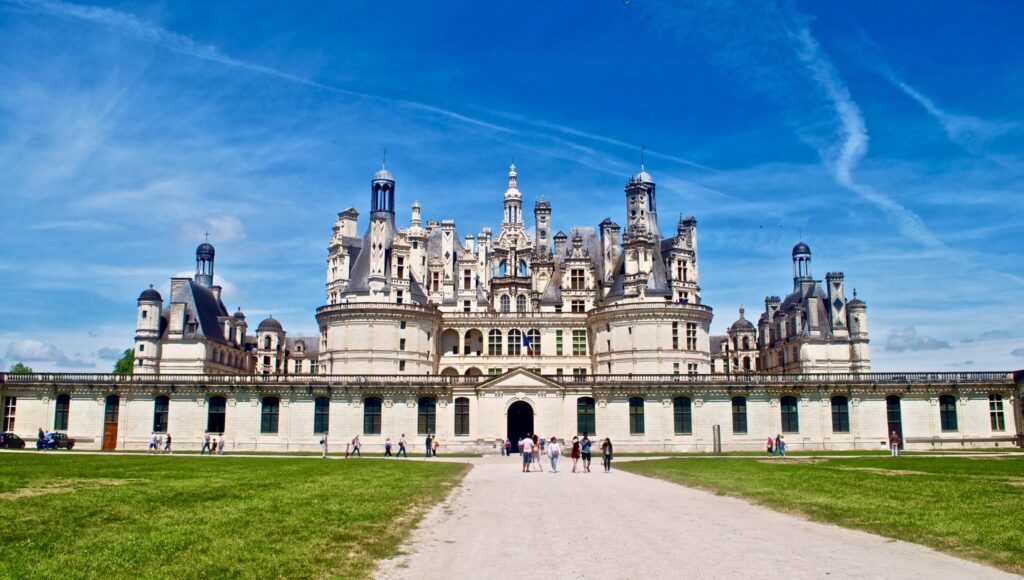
[[766, 434, 786, 457], [148, 433, 172, 454], [34, 428, 64, 450], [318, 433, 438, 459], [201, 433, 226, 455], [514, 433, 614, 473]]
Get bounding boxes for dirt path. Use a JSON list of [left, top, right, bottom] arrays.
[[375, 455, 1016, 580]]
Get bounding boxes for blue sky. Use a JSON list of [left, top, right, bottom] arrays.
[[1, 0, 1022, 372]]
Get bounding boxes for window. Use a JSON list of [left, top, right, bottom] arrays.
[[399, 338, 406, 351], [527, 329, 541, 356], [454, 397, 470, 435], [731, 397, 747, 434], [780, 396, 799, 433], [571, 300, 585, 313], [500, 295, 510, 313], [508, 329, 522, 355], [153, 396, 169, 433], [674, 397, 692, 434], [570, 269, 585, 290], [396, 290, 403, 304], [831, 396, 850, 433], [2, 396, 15, 432], [463, 270, 472, 290], [314, 397, 330, 434], [516, 294, 527, 312], [207, 396, 226, 433], [464, 300, 471, 313], [556, 330, 564, 355], [939, 395, 958, 431], [398, 360, 406, 372], [673, 362, 680, 376], [989, 394, 1006, 431], [572, 330, 587, 355], [687, 363, 698, 375], [104, 395, 119, 424], [260, 397, 280, 434], [629, 397, 645, 434], [400, 320, 407, 330], [263, 336, 272, 349], [577, 397, 596, 435], [431, 271, 440, 292], [418, 397, 436, 434], [488, 368, 502, 375], [672, 322, 679, 349], [488, 330, 502, 355], [363, 397, 382, 435], [554, 304, 562, 313], [396, 257, 405, 279], [686, 323, 697, 350], [572, 367, 587, 377]]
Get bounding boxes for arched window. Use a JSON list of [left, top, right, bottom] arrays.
[[263, 336, 272, 350], [153, 395, 170, 433], [314, 396, 330, 434], [500, 295, 510, 313], [516, 294, 527, 312], [418, 397, 436, 435], [519, 260, 528, 277], [939, 395, 958, 431], [526, 329, 541, 356], [831, 396, 850, 433], [742, 336, 750, 350], [989, 394, 1006, 431], [673, 397, 692, 434], [742, 356, 751, 370], [629, 397, 645, 434], [54, 394, 71, 431], [488, 329, 502, 355], [261, 397, 280, 434], [507, 329, 522, 356], [780, 396, 799, 433], [363, 397, 382, 435], [207, 396, 226, 433], [454, 397, 470, 436], [731, 396, 747, 434], [498, 260, 507, 277], [577, 397, 596, 435]]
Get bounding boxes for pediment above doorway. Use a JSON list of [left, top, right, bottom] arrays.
[[477, 367, 563, 392]]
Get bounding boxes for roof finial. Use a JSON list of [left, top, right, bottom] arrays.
[[853, 288, 858, 299], [204, 231, 210, 242], [382, 148, 387, 169], [739, 305, 745, 318], [640, 144, 646, 171]]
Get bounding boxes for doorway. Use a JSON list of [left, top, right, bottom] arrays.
[[102, 395, 119, 450], [507, 401, 534, 448], [886, 395, 903, 449]]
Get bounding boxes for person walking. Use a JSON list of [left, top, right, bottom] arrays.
[[351, 435, 362, 457], [601, 438, 613, 472], [218, 435, 225, 455], [522, 435, 534, 473], [211, 437, 219, 455], [504, 439, 511, 457], [425, 434, 433, 458], [775, 434, 785, 457], [201, 433, 211, 455], [548, 437, 561, 473], [570, 436, 581, 473], [580, 434, 593, 473], [766, 436, 774, 457], [384, 438, 393, 457], [149, 433, 159, 454], [398, 434, 408, 458], [889, 430, 901, 457], [36, 428, 45, 451], [432, 437, 440, 457], [533, 434, 543, 472], [321, 432, 329, 458], [164, 433, 172, 454]]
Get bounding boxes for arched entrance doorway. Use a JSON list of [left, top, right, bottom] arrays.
[[507, 401, 534, 447]]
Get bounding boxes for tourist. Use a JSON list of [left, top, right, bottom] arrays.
[[504, 438, 511, 456], [321, 432, 329, 458], [201, 433, 211, 455], [36, 428, 45, 451], [775, 434, 785, 457], [533, 434, 543, 472], [218, 435, 225, 455], [548, 437, 561, 473], [580, 433, 593, 473], [164, 433, 172, 454], [570, 436, 580, 473], [398, 434, 408, 458], [432, 437, 440, 457], [601, 438, 613, 472], [149, 433, 159, 454], [766, 436, 774, 457], [522, 435, 534, 472], [351, 435, 362, 457], [385, 438, 393, 457], [425, 433, 432, 458], [518, 436, 525, 455], [157, 434, 164, 453], [889, 430, 901, 457]]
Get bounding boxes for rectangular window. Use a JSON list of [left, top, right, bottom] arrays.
[[555, 368, 564, 376], [260, 397, 279, 434], [780, 396, 799, 433], [570, 269, 585, 290], [398, 360, 406, 372], [672, 321, 679, 349], [629, 397, 645, 435], [454, 397, 470, 436], [363, 397, 382, 435], [396, 257, 405, 279], [673, 362, 680, 376], [686, 323, 697, 350], [989, 394, 1006, 431], [207, 396, 226, 433], [577, 397, 596, 435], [572, 330, 587, 355], [554, 304, 563, 313], [399, 338, 406, 351], [571, 300, 585, 313], [2, 396, 15, 432], [488, 368, 502, 375], [556, 330, 564, 356], [674, 397, 692, 434], [314, 397, 330, 434], [54, 394, 71, 431], [732, 397, 747, 434], [431, 272, 440, 292], [572, 367, 587, 377], [463, 300, 471, 313], [417, 398, 436, 435], [152, 396, 169, 433], [939, 395, 958, 431], [831, 396, 850, 433], [463, 270, 472, 290], [396, 290, 403, 304], [400, 320, 407, 330], [687, 363, 698, 375]]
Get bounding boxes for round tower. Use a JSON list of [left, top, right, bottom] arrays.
[[792, 241, 812, 290], [134, 285, 163, 374], [371, 166, 396, 216], [195, 242, 215, 287], [256, 316, 285, 375], [847, 290, 870, 372], [503, 164, 523, 226]]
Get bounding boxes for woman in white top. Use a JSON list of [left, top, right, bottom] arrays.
[[547, 437, 561, 473]]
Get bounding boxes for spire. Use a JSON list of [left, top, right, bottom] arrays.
[[508, 163, 518, 190]]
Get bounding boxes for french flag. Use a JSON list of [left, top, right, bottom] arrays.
[[522, 334, 536, 356]]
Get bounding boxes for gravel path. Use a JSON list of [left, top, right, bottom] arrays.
[[376, 455, 1017, 580]]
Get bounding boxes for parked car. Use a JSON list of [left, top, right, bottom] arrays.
[[0, 432, 26, 449], [47, 432, 75, 450]]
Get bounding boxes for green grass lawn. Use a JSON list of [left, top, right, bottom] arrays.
[[620, 456, 1024, 574], [0, 454, 468, 579]]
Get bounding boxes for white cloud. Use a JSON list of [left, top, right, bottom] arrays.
[[885, 327, 951, 353], [4, 338, 94, 368], [96, 347, 124, 359], [182, 216, 246, 244]]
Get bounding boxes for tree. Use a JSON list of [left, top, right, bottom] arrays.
[[8, 362, 32, 374], [113, 349, 134, 375]]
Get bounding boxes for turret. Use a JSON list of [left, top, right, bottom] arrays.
[[134, 285, 163, 374], [624, 166, 661, 237], [825, 271, 849, 337], [847, 290, 870, 372], [534, 199, 551, 254], [792, 241, 812, 292], [371, 166, 396, 216], [195, 242, 215, 287], [503, 164, 523, 226], [256, 316, 285, 375]]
